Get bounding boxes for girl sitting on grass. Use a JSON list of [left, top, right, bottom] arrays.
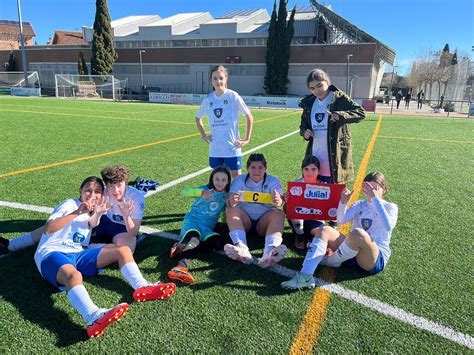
[[35, 176, 176, 337], [286, 155, 325, 250], [168, 166, 232, 285], [282, 172, 398, 290]]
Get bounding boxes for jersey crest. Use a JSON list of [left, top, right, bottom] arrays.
[[72, 232, 86, 243], [214, 108, 223, 118], [315, 112, 325, 123], [112, 214, 124, 222], [361, 218, 372, 231]]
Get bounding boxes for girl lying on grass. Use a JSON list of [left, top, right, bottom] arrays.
[[282, 172, 398, 290]]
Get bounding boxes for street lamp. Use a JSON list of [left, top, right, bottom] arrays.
[[139, 50, 146, 90], [346, 54, 353, 93], [389, 65, 398, 114]]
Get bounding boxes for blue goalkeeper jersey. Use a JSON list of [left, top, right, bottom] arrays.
[[184, 185, 227, 229]]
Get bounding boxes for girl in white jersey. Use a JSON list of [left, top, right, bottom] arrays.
[[282, 172, 398, 290], [224, 153, 287, 268], [195, 65, 254, 177], [34, 176, 176, 337]]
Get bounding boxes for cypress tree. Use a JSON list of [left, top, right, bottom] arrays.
[[78, 51, 89, 77], [263, 0, 296, 95], [90, 0, 117, 78], [439, 43, 450, 68], [6, 51, 16, 71], [264, 1, 278, 94]]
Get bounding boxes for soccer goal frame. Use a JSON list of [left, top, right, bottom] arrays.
[[55, 74, 127, 101]]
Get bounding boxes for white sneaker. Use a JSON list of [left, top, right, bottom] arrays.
[[258, 244, 288, 268], [224, 244, 253, 264]]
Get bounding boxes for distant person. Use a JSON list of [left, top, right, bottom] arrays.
[[417, 90, 425, 109], [395, 90, 403, 109], [404, 89, 412, 108], [440, 94, 445, 109], [195, 65, 254, 178]]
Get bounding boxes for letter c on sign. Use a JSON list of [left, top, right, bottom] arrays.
[[253, 193, 259, 202]]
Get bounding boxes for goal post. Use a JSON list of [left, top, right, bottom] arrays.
[[0, 71, 41, 96], [55, 74, 127, 101]]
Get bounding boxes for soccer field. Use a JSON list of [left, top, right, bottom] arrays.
[[0, 96, 472, 352]]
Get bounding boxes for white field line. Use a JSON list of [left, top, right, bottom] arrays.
[[1, 201, 473, 349], [144, 130, 299, 198]]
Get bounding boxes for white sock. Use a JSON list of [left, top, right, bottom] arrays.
[[229, 230, 247, 246], [67, 285, 99, 324], [120, 262, 149, 290], [301, 238, 328, 275], [323, 240, 358, 267], [264, 234, 282, 255], [291, 219, 304, 235], [8, 232, 35, 251]]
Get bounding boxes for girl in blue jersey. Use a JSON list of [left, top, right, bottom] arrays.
[[168, 166, 232, 284], [35, 176, 176, 337], [195, 65, 254, 177], [224, 153, 287, 268], [281, 172, 398, 290]]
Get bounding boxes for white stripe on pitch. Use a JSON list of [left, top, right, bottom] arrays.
[[144, 130, 299, 198], [0, 201, 53, 214], [1, 200, 472, 349]]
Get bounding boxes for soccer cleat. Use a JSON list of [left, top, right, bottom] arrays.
[[170, 242, 185, 258], [86, 303, 128, 338], [258, 244, 288, 268], [224, 244, 253, 264], [281, 273, 316, 290], [0, 236, 10, 258], [133, 282, 176, 302], [168, 266, 195, 285]]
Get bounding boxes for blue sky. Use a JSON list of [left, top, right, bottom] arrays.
[[1, 0, 472, 74]]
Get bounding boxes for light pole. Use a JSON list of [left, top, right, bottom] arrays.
[[139, 50, 146, 90], [17, 0, 29, 87], [346, 54, 353, 94], [389, 65, 398, 114]]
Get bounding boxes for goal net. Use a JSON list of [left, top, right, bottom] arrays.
[[0, 71, 41, 95], [55, 74, 128, 101]]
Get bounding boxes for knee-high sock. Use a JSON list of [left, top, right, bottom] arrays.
[[264, 234, 282, 255], [323, 240, 358, 267], [301, 238, 328, 275], [67, 285, 99, 324], [229, 230, 247, 247], [120, 262, 148, 290], [9, 232, 34, 251]]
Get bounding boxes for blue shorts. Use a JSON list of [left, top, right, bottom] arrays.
[[92, 215, 128, 244], [304, 220, 324, 235], [180, 221, 218, 242], [40, 247, 103, 289], [342, 249, 385, 275], [318, 176, 334, 184], [209, 156, 242, 171]]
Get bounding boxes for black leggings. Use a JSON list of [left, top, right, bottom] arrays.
[[177, 232, 227, 268]]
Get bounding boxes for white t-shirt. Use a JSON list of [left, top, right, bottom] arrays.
[[230, 173, 283, 221], [34, 199, 92, 274], [105, 186, 145, 225], [311, 92, 333, 177], [336, 197, 398, 265], [196, 89, 250, 158]]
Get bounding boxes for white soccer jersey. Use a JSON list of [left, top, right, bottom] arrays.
[[105, 186, 145, 225], [311, 91, 333, 177], [336, 197, 398, 265], [34, 199, 92, 274], [196, 89, 250, 158], [230, 173, 283, 220]]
